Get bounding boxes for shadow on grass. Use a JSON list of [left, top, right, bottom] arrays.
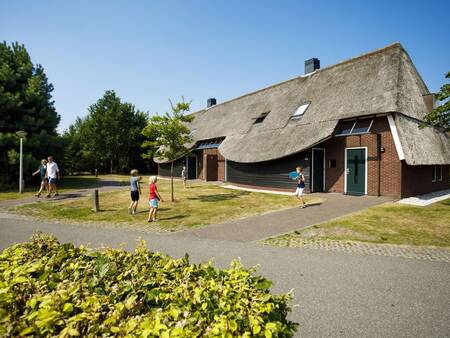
[[160, 215, 186, 221], [187, 192, 249, 202]]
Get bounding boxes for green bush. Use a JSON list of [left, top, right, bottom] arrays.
[[0, 233, 297, 337]]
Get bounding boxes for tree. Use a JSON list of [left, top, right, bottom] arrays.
[[422, 71, 450, 132], [76, 90, 148, 174], [0, 41, 61, 189], [142, 99, 194, 201]]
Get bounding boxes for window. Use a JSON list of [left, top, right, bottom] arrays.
[[254, 111, 270, 124], [335, 121, 355, 135], [189, 128, 197, 137], [291, 102, 310, 120], [335, 118, 373, 136], [351, 119, 373, 134], [432, 165, 442, 182], [194, 137, 224, 150]]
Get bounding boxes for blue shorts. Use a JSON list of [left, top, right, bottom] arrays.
[[149, 199, 158, 208], [49, 177, 57, 185]]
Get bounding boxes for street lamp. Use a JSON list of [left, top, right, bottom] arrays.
[[16, 131, 27, 193]]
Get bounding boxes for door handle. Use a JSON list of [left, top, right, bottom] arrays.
[[346, 168, 350, 175]]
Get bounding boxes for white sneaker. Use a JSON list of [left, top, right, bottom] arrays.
[[128, 207, 132, 214]]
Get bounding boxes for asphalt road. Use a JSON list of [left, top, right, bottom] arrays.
[[1, 215, 449, 337]]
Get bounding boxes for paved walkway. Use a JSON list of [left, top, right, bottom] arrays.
[[0, 215, 449, 338], [398, 188, 450, 206], [184, 193, 392, 242]]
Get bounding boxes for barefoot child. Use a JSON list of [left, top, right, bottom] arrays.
[[128, 169, 142, 215], [295, 166, 306, 208], [148, 176, 163, 222], [32, 159, 48, 197]]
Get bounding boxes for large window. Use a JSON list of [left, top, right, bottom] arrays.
[[432, 165, 442, 182], [291, 102, 310, 120], [194, 137, 225, 150], [335, 118, 373, 136]]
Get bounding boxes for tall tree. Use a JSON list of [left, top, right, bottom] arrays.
[[0, 41, 60, 189], [73, 90, 148, 174], [142, 99, 193, 201], [422, 71, 450, 132]]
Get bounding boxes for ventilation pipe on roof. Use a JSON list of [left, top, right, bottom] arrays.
[[207, 98, 217, 108], [305, 58, 320, 74]]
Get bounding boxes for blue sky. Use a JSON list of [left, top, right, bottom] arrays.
[[1, 0, 449, 131]]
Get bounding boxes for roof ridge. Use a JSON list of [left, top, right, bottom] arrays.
[[193, 42, 404, 113]]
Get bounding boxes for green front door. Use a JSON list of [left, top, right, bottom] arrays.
[[346, 148, 366, 195]]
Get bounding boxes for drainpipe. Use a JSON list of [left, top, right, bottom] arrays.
[[377, 134, 382, 197]]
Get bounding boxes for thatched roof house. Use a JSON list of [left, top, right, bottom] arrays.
[[158, 43, 449, 198]]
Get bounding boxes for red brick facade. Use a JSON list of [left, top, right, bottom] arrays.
[[319, 116, 449, 198]]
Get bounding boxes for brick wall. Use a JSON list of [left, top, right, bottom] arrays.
[[321, 116, 402, 198], [401, 164, 449, 197]]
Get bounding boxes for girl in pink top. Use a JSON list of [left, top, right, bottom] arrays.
[[148, 176, 163, 222]]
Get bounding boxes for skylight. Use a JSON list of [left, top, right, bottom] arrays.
[[254, 111, 270, 124], [291, 102, 310, 119], [335, 119, 373, 136], [189, 128, 197, 137]]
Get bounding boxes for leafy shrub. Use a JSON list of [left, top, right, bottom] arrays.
[[0, 233, 297, 337]]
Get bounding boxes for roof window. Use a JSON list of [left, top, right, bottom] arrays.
[[335, 118, 373, 136], [291, 102, 310, 120], [254, 111, 270, 124]]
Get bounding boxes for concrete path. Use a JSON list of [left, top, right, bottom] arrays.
[[0, 215, 449, 338], [185, 193, 392, 242], [398, 188, 450, 206]]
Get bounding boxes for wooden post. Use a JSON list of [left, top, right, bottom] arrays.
[[92, 189, 99, 212]]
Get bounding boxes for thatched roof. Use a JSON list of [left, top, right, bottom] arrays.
[[394, 113, 450, 165], [162, 43, 449, 165]]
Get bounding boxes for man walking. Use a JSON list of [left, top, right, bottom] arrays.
[[46, 156, 60, 198]]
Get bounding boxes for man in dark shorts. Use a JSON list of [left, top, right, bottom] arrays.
[[128, 169, 142, 215], [32, 159, 48, 197]]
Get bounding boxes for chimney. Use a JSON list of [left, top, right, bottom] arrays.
[[305, 58, 320, 74], [207, 98, 217, 108], [423, 93, 436, 112]]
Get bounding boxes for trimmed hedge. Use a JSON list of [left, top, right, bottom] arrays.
[[0, 233, 297, 337]]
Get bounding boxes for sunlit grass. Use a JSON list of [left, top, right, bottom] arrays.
[[266, 199, 450, 247], [14, 180, 323, 231]]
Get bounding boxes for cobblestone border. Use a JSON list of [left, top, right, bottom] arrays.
[[262, 237, 450, 263]]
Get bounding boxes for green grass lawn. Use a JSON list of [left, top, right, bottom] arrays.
[[0, 176, 101, 201], [265, 199, 450, 247], [14, 180, 323, 231]]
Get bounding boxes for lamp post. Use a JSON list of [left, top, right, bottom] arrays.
[[16, 131, 27, 193]]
